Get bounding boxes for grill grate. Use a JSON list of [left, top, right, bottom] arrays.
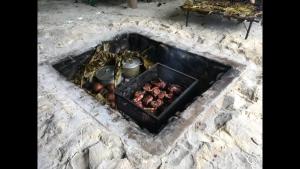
[[115, 63, 199, 133]]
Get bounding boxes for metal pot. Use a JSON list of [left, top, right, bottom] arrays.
[[122, 57, 142, 78], [95, 65, 122, 85]]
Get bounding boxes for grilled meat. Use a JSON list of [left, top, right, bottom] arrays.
[[132, 79, 184, 114], [106, 84, 115, 92], [142, 95, 154, 105], [107, 92, 115, 102], [133, 91, 145, 102], [93, 82, 104, 93], [157, 91, 167, 99], [135, 101, 144, 109], [168, 84, 183, 95], [165, 92, 174, 99], [143, 83, 152, 92], [150, 99, 164, 109], [151, 79, 167, 89], [151, 86, 161, 97]]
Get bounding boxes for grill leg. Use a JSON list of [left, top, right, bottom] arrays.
[[186, 11, 190, 27], [245, 20, 253, 40], [237, 19, 244, 25]]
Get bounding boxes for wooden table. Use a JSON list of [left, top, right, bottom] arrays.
[[181, 0, 262, 39]]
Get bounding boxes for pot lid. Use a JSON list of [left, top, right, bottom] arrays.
[[122, 57, 141, 69], [95, 65, 115, 81]]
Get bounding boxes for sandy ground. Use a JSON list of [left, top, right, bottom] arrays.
[[38, 0, 262, 169]]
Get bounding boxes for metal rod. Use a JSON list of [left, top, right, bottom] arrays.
[[186, 11, 190, 27], [237, 19, 244, 25], [245, 20, 253, 40], [243, 22, 247, 30]]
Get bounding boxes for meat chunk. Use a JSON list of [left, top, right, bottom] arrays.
[[151, 86, 161, 97], [106, 84, 115, 92], [165, 92, 174, 99], [142, 95, 153, 105], [134, 91, 145, 98], [93, 82, 104, 93], [143, 83, 152, 92], [157, 91, 167, 99], [107, 92, 115, 102], [134, 101, 144, 109], [168, 84, 183, 95], [151, 79, 167, 89], [165, 92, 174, 103], [133, 91, 145, 102], [132, 78, 184, 115], [150, 99, 164, 109]]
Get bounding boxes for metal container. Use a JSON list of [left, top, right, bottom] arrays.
[[122, 57, 142, 78], [115, 63, 199, 133], [95, 65, 122, 85]]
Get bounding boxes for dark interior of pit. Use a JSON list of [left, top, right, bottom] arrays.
[[53, 33, 231, 134]]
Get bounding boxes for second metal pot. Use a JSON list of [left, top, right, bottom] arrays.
[[122, 57, 142, 78], [95, 65, 122, 85]]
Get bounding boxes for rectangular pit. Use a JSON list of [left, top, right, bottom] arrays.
[[52, 33, 246, 155]]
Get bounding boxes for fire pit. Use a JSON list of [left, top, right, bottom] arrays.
[[50, 32, 246, 155], [53, 33, 231, 134]]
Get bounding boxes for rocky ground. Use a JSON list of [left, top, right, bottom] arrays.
[[38, 0, 262, 169]]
